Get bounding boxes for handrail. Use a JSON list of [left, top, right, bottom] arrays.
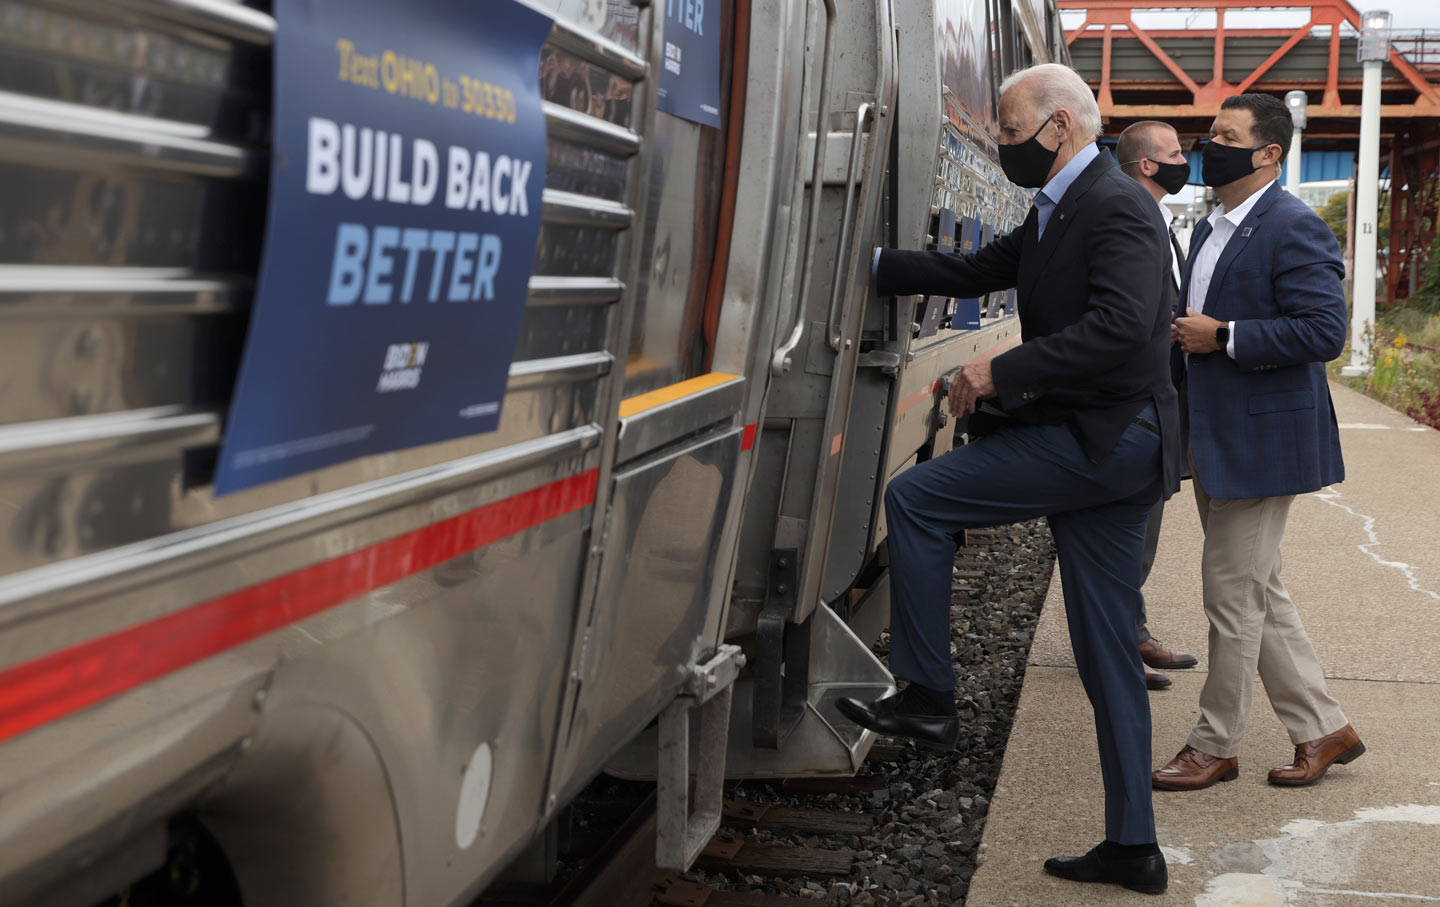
[[770, 0, 839, 378], [0, 89, 253, 178], [107, 0, 276, 45], [824, 102, 874, 351], [547, 17, 649, 82]]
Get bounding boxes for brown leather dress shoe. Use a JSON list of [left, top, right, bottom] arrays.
[[1144, 663, 1172, 690], [1268, 724, 1365, 786], [1152, 745, 1239, 791], [1138, 637, 1198, 670]]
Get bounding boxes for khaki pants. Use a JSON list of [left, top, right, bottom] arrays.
[[1186, 457, 1348, 759]]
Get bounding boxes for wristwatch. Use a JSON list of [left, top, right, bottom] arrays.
[[1215, 324, 1230, 349]]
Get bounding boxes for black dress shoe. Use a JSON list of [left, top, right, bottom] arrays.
[[1044, 844, 1167, 894], [834, 693, 959, 751], [1144, 664, 1172, 690]]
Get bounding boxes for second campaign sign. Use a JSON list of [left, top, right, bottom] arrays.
[[214, 0, 551, 494], [658, 0, 722, 127]]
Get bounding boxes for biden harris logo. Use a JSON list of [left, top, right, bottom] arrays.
[[378, 341, 428, 392]]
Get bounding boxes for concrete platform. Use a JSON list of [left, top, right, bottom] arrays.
[[966, 382, 1440, 906]]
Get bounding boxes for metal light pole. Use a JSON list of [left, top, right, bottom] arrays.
[[1285, 90, 1307, 195], [1343, 9, 1390, 378]]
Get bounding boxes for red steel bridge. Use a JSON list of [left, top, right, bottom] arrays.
[[1062, 0, 1440, 304]]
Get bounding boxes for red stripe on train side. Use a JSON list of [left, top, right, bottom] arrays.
[[0, 469, 600, 745], [897, 381, 939, 416]]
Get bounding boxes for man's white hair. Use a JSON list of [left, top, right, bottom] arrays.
[[999, 63, 1103, 140]]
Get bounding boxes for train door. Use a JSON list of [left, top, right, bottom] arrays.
[[717, 0, 901, 777], [541, 0, 796, 829]]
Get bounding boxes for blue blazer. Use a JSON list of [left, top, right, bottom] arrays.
[[1181, 181, 1346, 500]]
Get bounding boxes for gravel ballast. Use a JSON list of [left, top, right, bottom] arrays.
[[687, 517, 1057, 906]]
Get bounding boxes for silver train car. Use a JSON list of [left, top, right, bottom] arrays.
[[0, 0, 1066, 904]]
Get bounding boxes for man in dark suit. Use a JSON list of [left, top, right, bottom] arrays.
[[1153, 92, 1364, 792], [835, 63, 1177, 894], [1115, 120, 1202, 692]]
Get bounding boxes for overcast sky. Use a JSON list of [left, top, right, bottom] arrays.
[[1057, 3, 1438, 210], [1358, 0, 1440, 30]]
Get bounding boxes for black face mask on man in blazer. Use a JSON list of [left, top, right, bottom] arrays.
[[1201, 139, 1269, 188]]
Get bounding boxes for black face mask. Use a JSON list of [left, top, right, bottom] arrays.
[[999, 114, 1059, 189], [1201, 140, 1268, 187], [1125, 158, 1191, 195]]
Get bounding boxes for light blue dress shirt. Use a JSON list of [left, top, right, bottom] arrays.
[[1033, 142, 1099, 239]]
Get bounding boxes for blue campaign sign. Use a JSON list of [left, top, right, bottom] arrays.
[[214, 0, 552, 495], [936, 208, 957, 252], [657, 0, 721, 127], [956, 215, 981, 316]]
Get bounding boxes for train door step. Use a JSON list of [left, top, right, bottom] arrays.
[[605, 602, 893, 782], [726, 599, 894, 779], [655, 645, 747, 872]]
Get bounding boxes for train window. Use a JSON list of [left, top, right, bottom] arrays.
[[985, 0, 1004, 110], [596, 0, 642, 54], [941, 0, 998, 137], [541, 46, 634, 130], [620, 0, 734, 398]]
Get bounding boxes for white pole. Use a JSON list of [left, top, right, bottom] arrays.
[[1343, 58, 1383, 377], [1287, 127, 1302, 194], [1284, 90, 1308, 197], [1345, 173, 1356, 279]]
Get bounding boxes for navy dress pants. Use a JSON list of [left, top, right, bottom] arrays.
[[884, 407, 1161, 845]]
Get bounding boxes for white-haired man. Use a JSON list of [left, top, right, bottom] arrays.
[[837, 63, 1179, 894]]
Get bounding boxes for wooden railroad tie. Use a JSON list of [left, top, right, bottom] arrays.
[[780, 774, 888, 794], [654, 878, 824, 907], [864, 741, 907, 763], [721, 799, 875, 835], [695, 838, 855, 878]]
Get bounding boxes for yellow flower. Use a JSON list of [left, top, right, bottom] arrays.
[[1393, 333, 1407, 349]]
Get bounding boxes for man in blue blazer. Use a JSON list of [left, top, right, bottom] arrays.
[[1154, 93, 1365, 792], [837, 63, 1177, 895]]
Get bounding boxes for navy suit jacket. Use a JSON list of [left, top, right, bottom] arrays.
[[1181, 181, 1346, 499], [876, 148, 1181, 501]]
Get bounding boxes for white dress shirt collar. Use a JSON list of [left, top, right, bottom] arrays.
[[1208, 180, 1274, 232], [1158, 201, 1180, 288]]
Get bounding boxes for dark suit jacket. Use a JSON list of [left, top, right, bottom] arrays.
[[1181, 181, 1346, 499], [876, 147, 1181, 499]]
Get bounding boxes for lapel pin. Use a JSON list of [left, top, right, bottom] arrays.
[[1242, 226, 1255, 237]]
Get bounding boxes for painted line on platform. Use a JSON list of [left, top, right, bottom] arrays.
[[1312, 485, 1440, 603]]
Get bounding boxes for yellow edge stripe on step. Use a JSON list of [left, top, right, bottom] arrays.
[[618, 372, 741, 419]]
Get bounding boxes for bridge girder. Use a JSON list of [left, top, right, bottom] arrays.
[[1063, 0, 1440, 304]]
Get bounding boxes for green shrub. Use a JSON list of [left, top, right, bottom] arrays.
[[1416, 231, 1440, 315]]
